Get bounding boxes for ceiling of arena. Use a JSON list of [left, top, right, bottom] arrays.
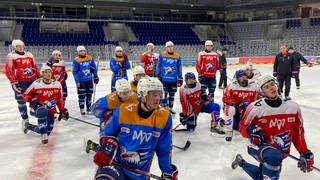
[[0, 0, 318, 12]]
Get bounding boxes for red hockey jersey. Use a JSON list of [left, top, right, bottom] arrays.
[[240, 98, 308, 155], [140, 52, 159, 75], [196, 51, 219, 78], [23, 79, 64, 115], [179, 83, 203, 116], [222, 81, 258, 113], [52, 60, 67, 84], [5, 51, 40, 83]]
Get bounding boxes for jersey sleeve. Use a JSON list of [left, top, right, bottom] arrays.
[[22, 81, 36, 102], [91, 59, 98, 77], [101, 107, 120, 139], [5, 54, 17, 83], [140, 53, 147, 63], [31, 54, 41, 78], [177, 55, 182, 78], [56, 83, 65, 111], [156, 114, 173, 175], [91, 96, 109, 119], [72, 59, 80, 83], [179, 88, 189, 116], [156, 53, 162, 76], [110, 58, 120, 73], [273, 56, 279, 73], [125, 58, 131, 70], [239, 103, 256, 138], [292, 106, 308, 153]]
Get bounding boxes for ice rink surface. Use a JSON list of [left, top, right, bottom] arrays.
[[0, 64, 319, 180]]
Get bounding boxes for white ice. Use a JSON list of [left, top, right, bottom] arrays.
[[0, 65, 319, 180]]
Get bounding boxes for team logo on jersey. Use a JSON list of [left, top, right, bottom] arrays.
[[133, 130, 152, 144], [23, 66, 33, 75], [269, 118, 286, 130], [152, 131, 160, 137], [125, 104, 136, 111], [206, 62, 215, 71], [45, 98, 57, 109], [121, 127, 130, 133], [147, 63, 154, 70], [272, 130, 291, 150], [83, 69, 90, 76], [120, 146, 151, 165], [164, 58, 176, 64], [164, 66, 175, 75], [43, 90, 54, 97]]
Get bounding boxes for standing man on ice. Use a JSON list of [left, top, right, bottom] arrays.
[[179, 72, 225, 134], [72, 46, 99, 115], [110, 46, 131, 92], [23, 66, 69, 144], [5, 39, 41, 131], [156, 41, 182, 114], [93, 77, 178, 180], [196, 40, 220, 102], [140, 43, 158, 77], [232, 75, 314, 179]]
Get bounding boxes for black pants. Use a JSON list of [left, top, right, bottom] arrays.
[[218, 69, 227, 88], [293, 70, 300, 87], [277, 74, 291, 97]]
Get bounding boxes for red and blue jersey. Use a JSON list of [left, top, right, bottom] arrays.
[[140, 52, 158, 76], [196, 51, 219, 78], [52, 60, 67, 84], [179, 82, 203, 116]]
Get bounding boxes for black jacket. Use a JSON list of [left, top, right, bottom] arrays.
[[219, 54, 227, 70], [273, 53, 294, 75], [291, 52, 308, 70]]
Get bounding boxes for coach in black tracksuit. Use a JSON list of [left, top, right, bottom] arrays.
[[288, 47, 312, 89], [273, 45, 294, 100], [218, 47, 228, 89]]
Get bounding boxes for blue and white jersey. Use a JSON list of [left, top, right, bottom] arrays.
[[156, 51, 182, 82], [72, 55, 97, 83]]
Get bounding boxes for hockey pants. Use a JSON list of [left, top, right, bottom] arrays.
[[77, 80, 93, 110], [161, 82, 177, 109], [30, 106, 55, 135], [200, 76, 216, 102], [242, 145, 282, 180]]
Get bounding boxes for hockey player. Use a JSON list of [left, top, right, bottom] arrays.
[[140, 43, 159, 77], [156, 41, 182, 114], [223, 70, 258, 141], [93, 77, 178, 180], [196, 40, 220, 102], [288, 47, 312, 89], [5, 39, 41, 131], [130, 65, 146, 92], [110, 46, 131, 92], [179, 72, 225, 134], [85, 79, 138, 153], [46, 50, 68, 102], [72, 46, 99, 115], [22, 66, 69, 144], [218, 47, 228, 89], [245, 61, 261, 85], [232, 75, 314, 179], [273, 44, 294, 100]]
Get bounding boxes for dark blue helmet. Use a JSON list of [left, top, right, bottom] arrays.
[[235, 70, 246, 79], [184, 72, 196, 82]]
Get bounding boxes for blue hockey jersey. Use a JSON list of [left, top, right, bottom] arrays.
[[110, 56, 131, 83], [156, 51, 182, 82], [72, 55, 98, 83], [102, 103, 173, 180]]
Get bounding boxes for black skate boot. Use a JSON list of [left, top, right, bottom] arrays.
[[85, 139, 95, 153], [210, 124, 225, 136], [231, 154, 245, 169], [80, 109, 85, 115], [23, 120, 37, 134]]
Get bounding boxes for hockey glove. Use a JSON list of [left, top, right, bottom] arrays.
[[179, 113, 187, 125], [246, 125, 264, 147], [93, 136, 118, 167], [298, 150, 314, 173], [11, 81, 22, 94], [201, 94, 210, 102], [198, 74, 205, 83], [273, 72, 277, 77], [177, 77, 183, 87], [162, 164, 178, 180], [58, 108, 69, 121], [94, 77, 99, 84]]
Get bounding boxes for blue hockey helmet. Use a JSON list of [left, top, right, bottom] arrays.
[[184, 72, 196, 82], [235, 70, 246, 79]]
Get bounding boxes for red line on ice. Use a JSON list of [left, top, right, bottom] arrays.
[[26, 123, 58, 180]]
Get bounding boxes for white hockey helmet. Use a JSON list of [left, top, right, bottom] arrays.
[[41, 65, 52, 74], [115, 46, 123, 52], [255, 75, 276, 91], [133, 66, 145, 76], [12, 39, 24, 49], [146, 43, 154, 49], [205, 40, 213, 46], [115, 79, 131, 93], [52, 50, 62, 56], [165, 41, 174, 47], [246, 61, 253, 70], [137, 77, 163, 97], [77, 46, 86, 53]]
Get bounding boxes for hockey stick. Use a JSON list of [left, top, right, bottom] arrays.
[[69, 115, 99, 127], [112, 161, 162, 179], [173, 140, 191, 151], [92, 56, 100, 105], [273, 146, 320, 172]]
